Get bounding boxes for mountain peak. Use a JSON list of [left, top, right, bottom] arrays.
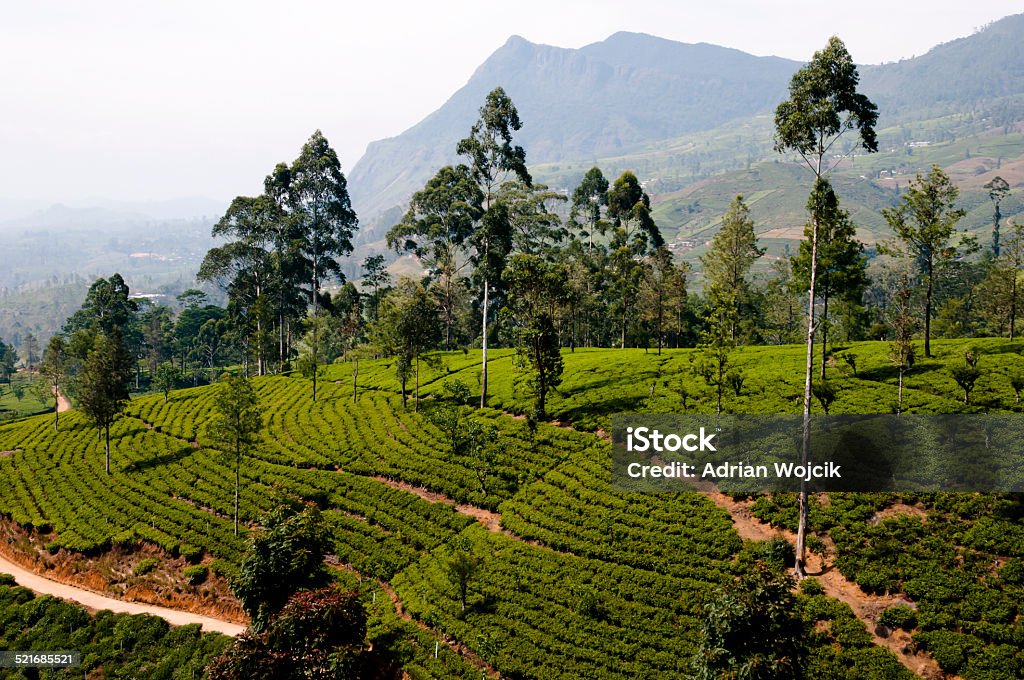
[[347, 19, 1024, 245], [504, 34, 533, 47]]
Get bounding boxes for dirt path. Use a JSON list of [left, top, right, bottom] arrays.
[[707, 493, 944, 679], [0, 552, 245, 636], [370, 475, 504, 532], [458, 404, 948, 677]]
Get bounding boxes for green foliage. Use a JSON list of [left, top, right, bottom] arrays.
[[951, 352, 984, 405], [153, 361, 178, 403], [800, 578, 823, 595], [883, 164, 967, 356], [702, 194, 764, 342], [233, 506, 332, 630], [372, 279, 442, 408], [569, 166, 610, 249], [501, 254, 566, 418], [208, 587, 376, 680], [134, 557, 159, 576], [445, 540, 481, 613], [725, 369, 745, 397], [209, 372, 263, 535], [773, 36, 879, 169], [456, 86, 531, 196], [607, 170, 662, 251], [879, 604, 918, 630], [0, 371, 50, 422], [792, 179, 868, 360], [180, 543, 204, 564], [2, 342, 1021, 677], [811, 379, 838, 414], [691, 562, 807, 679], [386, 164, 481, 348], [184, 564, 209, 585], [77, 329, 134, 474], [0, 581, 229, 677], [209, 559, 234, 579], [63, 274, 140, 339]]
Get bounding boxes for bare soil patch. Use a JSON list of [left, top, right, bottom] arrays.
[[870, 503, 928, 525], [0, 519, 246, 627], [705, 494, 944, 679]]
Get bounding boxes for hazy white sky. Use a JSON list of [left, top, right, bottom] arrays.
[[1, 0, 1020, 205]]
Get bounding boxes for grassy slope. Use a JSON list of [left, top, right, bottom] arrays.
[[3, 340, 1021, 677]]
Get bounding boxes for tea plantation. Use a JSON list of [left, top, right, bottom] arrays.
[[0, 339, 1022, 677]]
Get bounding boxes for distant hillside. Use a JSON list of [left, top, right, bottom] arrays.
[[860, 14, 1024, 120], [348, 14, 1024, 249], [348, 33, 799, 240]]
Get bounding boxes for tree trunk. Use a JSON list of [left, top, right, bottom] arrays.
[[570, 305, 576, 353], [415, 355, 420, 412], [657, 303, 663, 355], [445, 276, 453, 351], [104, 423, 111, 475], [897, 367, 904, 415], [234, 448, 240, 537], [352, 358, 358, 403], [279, 312, 285, 374], [1011, 272, 1017, 341], [480, 280, 489, 408], [796, 210, 820, 579], [820, 293, 829, 380], [924, 258, 933, 358], [620, 306, 627, 349]]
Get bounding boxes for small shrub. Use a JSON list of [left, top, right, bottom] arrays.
[[183, 565, 208, 586], [760, 536, 795, 570], [209, 559, 232, 578], [179, 544, 204, 564], [855, 568, 890, 595], [0, 573, 16, 586], [998, 557, 1024, 586], [800, 577, 824, 595], [806, 534, 827, 557], [571, 584, 604, 620], [913, 630, 979, 675], [879, 604, 917, 630], [725, 370, 745, 396], [134, 558, 159, 576]]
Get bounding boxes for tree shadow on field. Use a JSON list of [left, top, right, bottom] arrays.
[[560, 375, 656, 398], [952, 342, 1024, 357], [857, 362, 947, 384], [123, 445, 195, 472], [562, 395, 647, 424]]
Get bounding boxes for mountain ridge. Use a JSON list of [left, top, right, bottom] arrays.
[[348, 32, 800, 238], [348, 14, 1024, 248]]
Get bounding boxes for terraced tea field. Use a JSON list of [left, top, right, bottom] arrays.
[[1, 339, 1022, 677]]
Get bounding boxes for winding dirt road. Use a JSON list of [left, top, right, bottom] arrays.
[[0, 552, 245, 636]]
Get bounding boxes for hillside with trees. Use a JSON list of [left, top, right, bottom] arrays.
[[2, 22, 1024, 680]]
